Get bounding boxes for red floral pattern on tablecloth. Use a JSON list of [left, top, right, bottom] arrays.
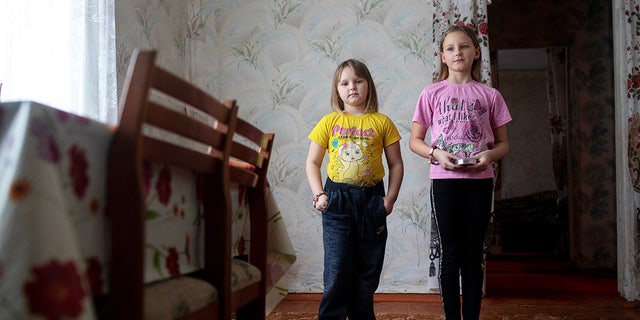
[[86, 257, 104, 296], [237, 236, 247, 256], [173, 195, 186, 219], [31, 117, 60, 163], [89, 197, 100, 215], [23, 259, 85, 320], [165, 247, 180, 276], [143, 164, 199, 277], [55, 109, 71, 123], [156, 165, 172, 205], [9, 178, 31, 201], [68, 145, 89, 199]]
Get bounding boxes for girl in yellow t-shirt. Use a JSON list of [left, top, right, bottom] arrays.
[[306, 59, 404, 319]]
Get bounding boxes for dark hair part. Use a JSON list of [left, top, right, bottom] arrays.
[[436, 25, 482, 82], [330, 59, 379, 113]]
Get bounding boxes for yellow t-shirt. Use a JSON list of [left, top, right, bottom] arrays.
[[308, 111, 401, 187]]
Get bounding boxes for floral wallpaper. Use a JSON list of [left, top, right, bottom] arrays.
[[114, 0, 488, 294]]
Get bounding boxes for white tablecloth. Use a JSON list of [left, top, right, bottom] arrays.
[[0, 101, 296, 319]]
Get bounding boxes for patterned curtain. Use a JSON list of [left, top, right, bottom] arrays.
[[625, 4, 640, 190], [622, 0, 640, 299], [431, 0, 492, 84], [428, 0, 492, 293]]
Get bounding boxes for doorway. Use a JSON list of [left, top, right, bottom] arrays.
[[487, 47, 572, 269], [486, 0, 634, 300]]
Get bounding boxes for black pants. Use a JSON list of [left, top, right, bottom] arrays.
[[432, 178, 493, 320]]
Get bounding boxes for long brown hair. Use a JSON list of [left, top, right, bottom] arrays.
[[435, 25, 482, 82], [330, 59, 379, 113]]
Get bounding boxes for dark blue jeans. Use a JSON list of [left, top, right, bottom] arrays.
[[318, 178, 388, 320], [432, 178, 493, 320]]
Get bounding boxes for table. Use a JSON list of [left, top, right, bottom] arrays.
[[0, 101, 296, 319]]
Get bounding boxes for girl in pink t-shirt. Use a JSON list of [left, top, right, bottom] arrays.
[[409, 25, 512, 320]]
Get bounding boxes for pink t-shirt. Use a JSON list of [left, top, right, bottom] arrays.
[[412, 80, 512, 179]]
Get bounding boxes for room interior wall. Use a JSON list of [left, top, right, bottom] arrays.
[[113, 0, 616, 297], [498, 67, 557, 199]]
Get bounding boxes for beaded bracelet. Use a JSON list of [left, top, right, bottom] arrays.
[[312, 191, 327, 207]]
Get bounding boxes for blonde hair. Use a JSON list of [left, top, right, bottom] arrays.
[[330, 59, 379, 113], [436, 25, 482, 82]]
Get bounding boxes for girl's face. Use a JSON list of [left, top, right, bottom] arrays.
[[337, 66, 368, 111], [440, 30, 480, 75]]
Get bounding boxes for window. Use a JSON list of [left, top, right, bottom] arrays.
[[0, 0, 117, 123]]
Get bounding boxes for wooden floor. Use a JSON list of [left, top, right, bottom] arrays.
[[269, 258, 640, 319]]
